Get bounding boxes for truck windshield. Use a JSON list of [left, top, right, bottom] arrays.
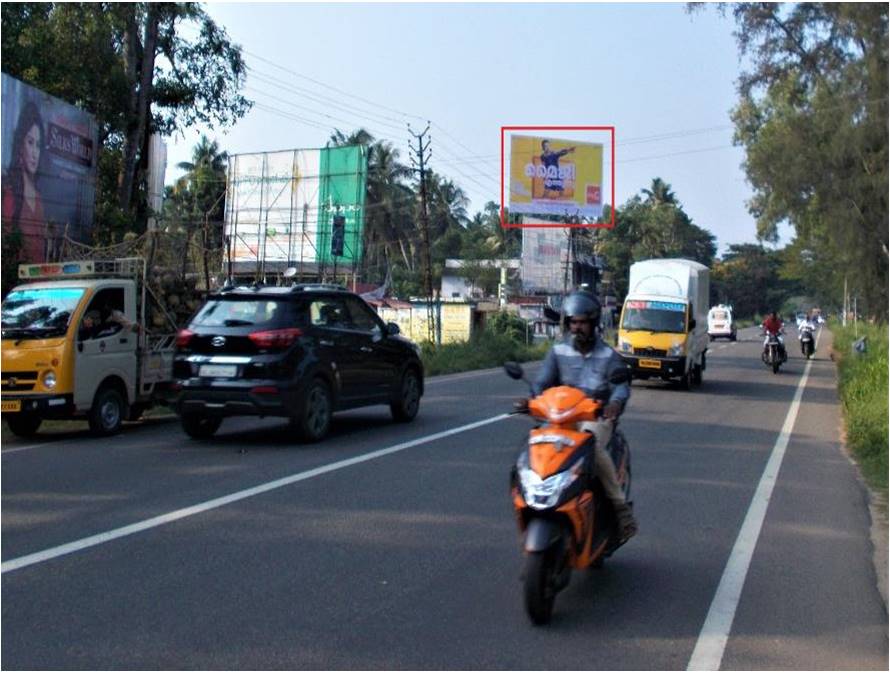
[[621, 300, 687, 333], [1, 287, 85, 339]]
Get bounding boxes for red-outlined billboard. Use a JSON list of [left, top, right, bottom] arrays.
[[500, 125, 615, 229]]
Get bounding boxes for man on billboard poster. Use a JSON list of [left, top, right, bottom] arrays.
[[540, 139, 575, 194]]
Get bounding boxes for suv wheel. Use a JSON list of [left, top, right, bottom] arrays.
[[89, 387, 126, 436], [391, 369, 421, 422], [295, 379, 332, 442], [181, 414, 222, 439]]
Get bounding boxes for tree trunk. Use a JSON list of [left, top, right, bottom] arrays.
[[118, 6, 159, 213]]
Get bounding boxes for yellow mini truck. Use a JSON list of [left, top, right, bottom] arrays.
[[1, 259, 176, 437]]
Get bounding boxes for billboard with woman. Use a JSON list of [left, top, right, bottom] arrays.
[[1, 74, 98, 264]]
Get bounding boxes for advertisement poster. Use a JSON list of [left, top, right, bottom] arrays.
[[225, 145, 367, 270], [1, 74, 98, 263], [509, 135, 603, 219]]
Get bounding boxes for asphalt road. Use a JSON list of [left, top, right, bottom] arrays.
[[2, 327, 887, 669]]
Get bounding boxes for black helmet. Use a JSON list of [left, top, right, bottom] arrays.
[[562, 290, 601, 329]]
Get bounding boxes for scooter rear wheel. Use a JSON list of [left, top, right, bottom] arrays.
[[524, 551, 557, 625]]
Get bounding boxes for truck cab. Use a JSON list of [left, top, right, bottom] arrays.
[[615, 259, 709, 389], [1, 259, 173, 437]]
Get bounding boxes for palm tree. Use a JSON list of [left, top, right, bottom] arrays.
[[642, 177, 677, 207]]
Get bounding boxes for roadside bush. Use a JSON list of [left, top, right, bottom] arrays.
[[421, 330, 549, 377], [831, 320, 888, 493]]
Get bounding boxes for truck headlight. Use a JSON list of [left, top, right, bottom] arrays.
[[618, 340, 632, 353], [668, 343, 685, 356], [42, 370, 57, 389]]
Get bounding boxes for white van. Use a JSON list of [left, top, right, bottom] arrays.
[[708, 305, 736, 341]]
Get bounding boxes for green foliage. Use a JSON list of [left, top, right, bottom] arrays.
[[599, 179, 717, 301], [421, 330, 548, 377], [486, 310, 529, 343], [710, 243, 803, 318], [719, 3, 888, 319], [832, 321, 888, 493], [1, 2, 250, 227]]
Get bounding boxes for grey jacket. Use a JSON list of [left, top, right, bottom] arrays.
[[533, 336, 631, 409]]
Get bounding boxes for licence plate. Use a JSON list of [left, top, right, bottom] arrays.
[[1, 400, 22, 412], [638, 358, 662, 369], [199, 364, 238, 378]]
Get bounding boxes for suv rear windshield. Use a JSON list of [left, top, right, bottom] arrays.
[[191, 297, 302, 328]]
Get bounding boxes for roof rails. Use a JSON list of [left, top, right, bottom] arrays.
[[290, 283, 349, 293]]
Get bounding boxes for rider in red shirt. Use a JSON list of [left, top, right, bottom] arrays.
[[761, 312, 787, 360]]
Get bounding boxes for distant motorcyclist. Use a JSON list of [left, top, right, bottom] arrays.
[[518, 290, 637, 543], [761, 311, 787, 361]]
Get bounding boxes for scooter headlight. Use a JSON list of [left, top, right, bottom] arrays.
[[518, 458, 584, 510]]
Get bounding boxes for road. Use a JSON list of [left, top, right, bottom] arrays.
[[2, 327, 886, 669]]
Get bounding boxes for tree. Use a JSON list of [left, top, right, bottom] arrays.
[[599, 181, 717, 301], [1, 3, 251, 230], [693, 3, 888, 318]]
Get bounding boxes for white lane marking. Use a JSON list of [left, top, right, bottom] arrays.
[[687, 329, 821, 670], [2, 441, 57, 454], [1, 413, 510, 574]]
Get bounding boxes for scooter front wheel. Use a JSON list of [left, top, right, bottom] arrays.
[[524, 550, 558, 625]]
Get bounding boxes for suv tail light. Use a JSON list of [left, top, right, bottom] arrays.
[[176, 328, 196, 348], [248, 328, 303, 349]]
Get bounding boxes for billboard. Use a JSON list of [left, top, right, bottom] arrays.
[[509, 135, 603, 219], [225, 145, 367, 272], [521, 225, 571, 294], [1, 74, 98, 263]]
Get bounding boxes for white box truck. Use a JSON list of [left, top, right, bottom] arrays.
[[616, 259, 710, 389]]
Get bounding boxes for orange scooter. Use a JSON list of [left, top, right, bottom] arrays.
[[505, 362, 632, 625]]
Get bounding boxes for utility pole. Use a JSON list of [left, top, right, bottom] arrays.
[[409, 122, 436, 345]]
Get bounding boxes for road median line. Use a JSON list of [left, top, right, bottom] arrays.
[[1, 413, 510, 575]]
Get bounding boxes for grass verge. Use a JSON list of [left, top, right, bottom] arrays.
[[421, 332, 550, 377], [830, 320, 888, 495]]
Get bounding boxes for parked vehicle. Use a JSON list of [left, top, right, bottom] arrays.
[[799, 322, 816, 359], [707, 304, 737, 341], [172, 283, 423, 441], [1, 258, 177, 437], [616, 259, 710, 389], [505, 362, 632, 625]]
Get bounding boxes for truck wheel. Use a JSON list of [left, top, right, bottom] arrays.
[[181, 414, 222, 439], [88, 387, 125, 436], [7, 413, 42, 438]]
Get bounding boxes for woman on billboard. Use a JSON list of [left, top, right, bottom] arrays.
[[2, 101, 46, 264]]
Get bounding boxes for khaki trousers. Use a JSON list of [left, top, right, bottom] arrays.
[[579, 420, 626, 507]]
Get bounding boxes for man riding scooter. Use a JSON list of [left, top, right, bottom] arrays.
[[761, 311, 788, 362], [516, 290, 638, 543]]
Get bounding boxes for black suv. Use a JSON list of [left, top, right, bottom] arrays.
[[172, 284, 424, 441]]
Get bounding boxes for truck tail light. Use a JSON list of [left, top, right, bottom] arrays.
[[248, 328, 303, 349]]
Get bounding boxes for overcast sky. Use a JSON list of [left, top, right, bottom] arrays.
[[166, 2, 793, 254]]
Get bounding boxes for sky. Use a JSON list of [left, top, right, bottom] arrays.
[[166, 2, 793, 256]]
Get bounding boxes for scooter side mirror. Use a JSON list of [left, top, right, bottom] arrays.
[[504, 361, 524, 380]]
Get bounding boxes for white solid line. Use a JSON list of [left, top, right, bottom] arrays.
[[1, 413, 510, 574], [1, 441, 56, 454], [687, 329, 821, 670]]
